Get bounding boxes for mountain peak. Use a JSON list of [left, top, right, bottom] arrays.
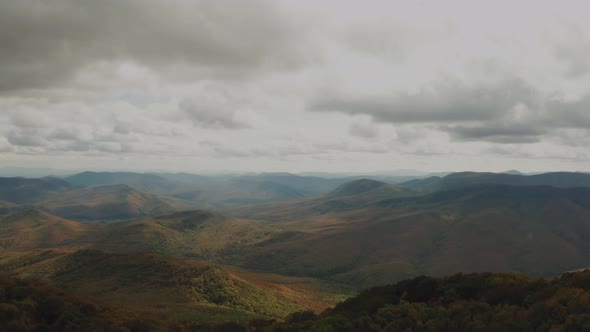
[[503, 169, 524, 175]]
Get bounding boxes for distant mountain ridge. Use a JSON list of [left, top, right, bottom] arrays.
[[65, 171, 182, 193], [399, 171, 590, 192], [327, 179, 408, 198], [227, 183, 590, 288], [37, 183, 197, 220], [0, 177, 198, 220], [227, 179, 415, 222], [5, 171, 590, 291], [61, 171, 434, 209], [0, 177, 71, 203], [5, 169, 590, 329]]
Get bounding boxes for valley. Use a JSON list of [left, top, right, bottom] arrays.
[[2, 170, 590, 330]]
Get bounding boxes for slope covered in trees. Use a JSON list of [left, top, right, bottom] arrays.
[[227, 184, 590, 288], [273, 271, 590, 331]]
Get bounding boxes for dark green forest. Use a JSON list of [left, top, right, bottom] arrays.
[[269, 271, 590, 332], [5, 271, 590, 331]]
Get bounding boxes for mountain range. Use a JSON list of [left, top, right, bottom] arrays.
[[3, 170, 590, 330]]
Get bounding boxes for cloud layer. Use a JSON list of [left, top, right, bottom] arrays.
[[0, 0, 298, 91], [1, 0, 590, 173]]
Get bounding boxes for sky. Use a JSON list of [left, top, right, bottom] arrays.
[[2, 0, 590, 174]]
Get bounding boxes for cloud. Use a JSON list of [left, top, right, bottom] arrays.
[[310, 77, 537, 123], [445, 124, 545, 144], [2, 1, 590, 173], [212, 146, 274, 158], [554, 32, 590, 79], [0, 98, 190, 156], [11, 111, 50, 129], [6, 129, 46, 147], [311, 75, 590, 144], [545, 94, 590, 128], [0, 0, 299, 91], [555, 45, 590, 79], [47, 128, 82, 141], [179, 99, 249, 129], [349, 120, 379, 138], [0, 138, 13, 153]]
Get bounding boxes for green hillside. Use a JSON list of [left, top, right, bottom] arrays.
[[0, 208, 100, 250], [0, 274, 165, 331], [37, 184, 199, 221], [227, 179, 415, 222], [94, 210, 277, 260], [273, 271, 590, 331], [0, 249, 304, 319]]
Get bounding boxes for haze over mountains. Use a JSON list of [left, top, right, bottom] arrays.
[[232, 183, 590, 287], [5, 0, 590, 329], [0, 172, 590, 323], [3, 169, 590, 330]]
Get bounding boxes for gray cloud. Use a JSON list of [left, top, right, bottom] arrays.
[[11, 112, 49, 129], [545, 94, 590, 127], [0, 0, 298, 91], [179, 99, 248, 129], [310, 78, 536, 123], [6, 129, 47, 147], [212, 146, 274, 158], [2, 1, 590, 172], [0, 139, 13, 153], [555, 38, 590, 79], [47, 128, 81, 141], [344, 25, 405, 61], [349, 121, 379, 138], [445, 124, 545, 144], [311, 75, 590, 144]]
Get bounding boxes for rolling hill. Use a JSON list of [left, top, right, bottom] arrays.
[[0, 208, 278, 258], [7, 268, 590, 331], [35, 184, 198, 221], [0, 249, 344, 322], [0, 207, 350, 320], [0, 176, 199, 221], [327, 179, 410, 198], [94, 210, 278, 260], [6, 178, 590, 291], [0, 208, 100, 250], [0, 274, 161, 331], [273, 271, 590, 331], [232, 173, 348, 196], [0, 177, 71, 204], [65, 171, 185, 194], [6, 174, 590, 301], [64, 171, 399, 209], [65, 171, 337, 209], [226, 183, 590, 288], [0, 200, 23, 215], [173, 179, 307, 208], [227, 179, 416, 222]]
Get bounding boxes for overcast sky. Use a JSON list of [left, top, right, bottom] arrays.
[[2, 0, 590, 174]]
